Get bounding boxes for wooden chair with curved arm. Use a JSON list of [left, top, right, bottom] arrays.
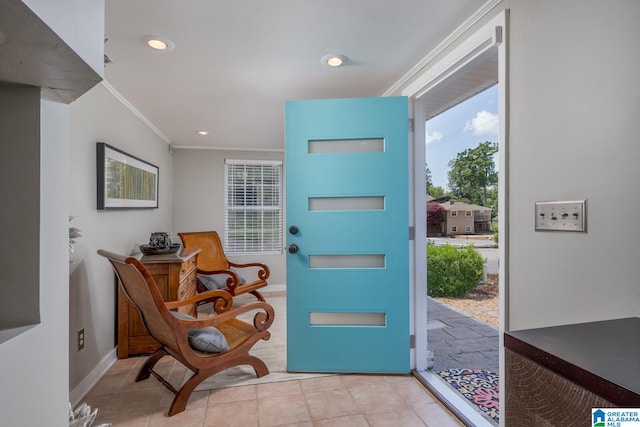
[[178, 231, 269, 302], [98, 249, 274, 416]]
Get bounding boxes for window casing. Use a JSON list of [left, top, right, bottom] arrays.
[[451, 211, 458, 217], [451, 226, 457, 232], [224, 159, 283, 254], [466, 210, 472, 217], [465, 225, 472, 232]]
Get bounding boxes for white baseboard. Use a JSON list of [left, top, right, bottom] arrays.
[[264, 283, 286, 293], [69, 348, 117, 408], [69, 286, 287, 407]]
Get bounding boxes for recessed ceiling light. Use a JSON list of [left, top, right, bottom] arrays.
[[321, 54, 347, 67], [148, 39, 167, 50], [196, 130, 208, 136], [141, 35, 175, 52]]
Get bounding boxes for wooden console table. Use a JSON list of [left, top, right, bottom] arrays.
[[505, 317, 640, 425], [117, 247, 200, 358]]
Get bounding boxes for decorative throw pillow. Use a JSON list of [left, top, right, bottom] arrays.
[[171, 311, 229, 353], [197, 275, 228, 290], [198, 273, 247, 291]]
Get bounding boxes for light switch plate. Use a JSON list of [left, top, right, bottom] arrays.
[[535, 200, 587, 232]]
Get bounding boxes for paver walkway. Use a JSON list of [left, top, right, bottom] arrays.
[[427, 297, 499, 373]]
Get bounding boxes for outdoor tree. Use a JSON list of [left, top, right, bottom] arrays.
[[426, 164, 447, 198], [426, 202, 445, 224], [447, 141, 498, 207], [485, 186, 498, 217], [427, 185, 445, 198]]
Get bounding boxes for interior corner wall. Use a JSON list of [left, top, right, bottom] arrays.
[[172, 148, 286, 287], [0, 92, 71, 426], [68, 83, 173, 397], [0, 86, 40, 331]]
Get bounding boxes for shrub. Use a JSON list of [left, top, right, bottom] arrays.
[[492, 223, 499, 244], [427, 202, 445, 224], [427, 243, 485, 297]]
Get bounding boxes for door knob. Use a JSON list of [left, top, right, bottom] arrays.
[[288, 244, 299, 254], [289, 225, 299, 235]]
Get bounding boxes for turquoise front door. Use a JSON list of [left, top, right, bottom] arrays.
[[285, 96, 409, 373]]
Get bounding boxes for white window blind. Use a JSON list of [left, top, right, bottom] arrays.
[[224, 160, 283, 254]]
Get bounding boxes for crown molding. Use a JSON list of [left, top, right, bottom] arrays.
[[100, 80, 171, 144], [383, 0, 502, 96], [172, 145, 284, 153]]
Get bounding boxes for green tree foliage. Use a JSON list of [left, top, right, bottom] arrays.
[[447, 141, 498, 207], [427, 185, 445, 198], [485, 187, 498, 217], [425, 165, 433, 189], [427, 243, 485, 297]]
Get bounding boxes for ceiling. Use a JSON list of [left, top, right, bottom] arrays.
[[104, 0, 490, 151], [0, 1, 102, 103]]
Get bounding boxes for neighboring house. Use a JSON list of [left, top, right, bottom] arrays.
[[428, 199, 492, 236]]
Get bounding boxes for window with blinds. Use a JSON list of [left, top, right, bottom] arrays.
[[224, 160, 283, 254]]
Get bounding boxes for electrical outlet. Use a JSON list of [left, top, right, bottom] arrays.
[[78, 328, 85, 351], [535, 200, 586, 232]]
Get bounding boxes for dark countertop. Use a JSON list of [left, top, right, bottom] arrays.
[[505, 317, 640, 406]]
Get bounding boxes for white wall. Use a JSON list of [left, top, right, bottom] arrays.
[[505, 0, 640, 329], [172, 148, 287, 287], [0, 1, 105, 424], [68, 83, 174, 399], [0, 94, 71, 427]]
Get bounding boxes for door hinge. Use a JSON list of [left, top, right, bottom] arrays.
[[410, 334, 415, 349], [408, 118, 414, 132], [409, 226, 415, 241]]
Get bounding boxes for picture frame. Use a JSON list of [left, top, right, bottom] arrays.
[[97, 142, 159, 209]]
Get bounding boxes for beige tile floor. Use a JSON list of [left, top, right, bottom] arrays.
[[84, 292, 464, 427], [86, 358, 463, 427]]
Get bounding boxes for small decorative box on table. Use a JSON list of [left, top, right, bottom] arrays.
[[117, 247, 201, 358]]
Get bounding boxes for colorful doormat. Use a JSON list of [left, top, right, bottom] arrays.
[[437, 368, 499, 424]]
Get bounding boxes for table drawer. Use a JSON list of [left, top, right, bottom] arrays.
[[177, 282, 196, 316], [180, 256, 197, 277]]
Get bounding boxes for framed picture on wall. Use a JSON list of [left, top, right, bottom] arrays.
[[97, 142, 159, 209]]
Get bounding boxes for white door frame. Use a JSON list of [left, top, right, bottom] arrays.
[[403, 9, 508, 426]]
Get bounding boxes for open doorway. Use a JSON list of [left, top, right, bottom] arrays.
[[425, 85, 500, 426], [404, 10, 507, 427]]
